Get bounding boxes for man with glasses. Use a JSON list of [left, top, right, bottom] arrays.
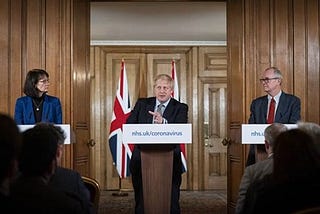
[[246, 66, 301, 166]]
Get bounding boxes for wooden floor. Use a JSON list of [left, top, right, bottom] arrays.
[[98, 190, 227, 214]]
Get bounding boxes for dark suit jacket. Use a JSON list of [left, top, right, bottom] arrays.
[[49, 167, 93, 214], [14, 95, 62, 125], [127, 97, 188, 214], [126, 97, 188, 124], [235, 156, 273, 214], [248, 91, 301, 124], [10, 176, 85, 214]]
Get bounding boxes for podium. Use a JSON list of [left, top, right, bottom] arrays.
[[18, 124, 72, 144], [241, 124, 297, 144], [123, 124, 192, 214]]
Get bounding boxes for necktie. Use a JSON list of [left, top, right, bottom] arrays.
[[157, 104, 165, 116], [267, 98, 275, 124], [153, 104, 164, 124]]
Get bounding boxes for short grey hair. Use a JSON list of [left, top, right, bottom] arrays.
[[297, 121, 320, 143], [264, 123, 287, 147]]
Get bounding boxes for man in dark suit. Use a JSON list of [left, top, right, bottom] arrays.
[[127, 74, 188, 214], [48, 125, 93, 214], [11, 123, 85, 213], [246, 66, 301, 166], [0, 114, 22, 212], [236, 123, 287, 214]]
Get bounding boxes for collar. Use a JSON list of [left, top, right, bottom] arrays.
[[268, 90, 282, 103], [156, 98, 170, 108]]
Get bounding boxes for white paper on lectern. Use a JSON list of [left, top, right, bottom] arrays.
[[123, 123, 192, 144], [241, 124, 297, 144], [18, 124, 72, 144]]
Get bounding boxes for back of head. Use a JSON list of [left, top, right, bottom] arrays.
[[297, 121, 320, 147], [273, 128, 320, 183], [19, 123, 63, 177], [264, 123, 287, 148], [0, 113, 21, 182]]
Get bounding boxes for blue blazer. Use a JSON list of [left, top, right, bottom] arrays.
[[248, 92, 301, 124], [14, 95, 62, 125]]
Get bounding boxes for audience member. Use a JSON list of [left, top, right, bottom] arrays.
[[235, 123, 287, 214], [297, 121, 320, 151], [243, 129, 320, 214], [10, 123, 85, 213], [48, 125, 93, 213], [0, 113, 22, 212]]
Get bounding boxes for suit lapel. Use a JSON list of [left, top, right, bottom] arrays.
[[261, 96, 268, 124], [163, 98, 174, 121], [275, 92, 286, 122], [42, 95, 49, 122], [146, 98, 156, 123], [25, 97, 36, 124]]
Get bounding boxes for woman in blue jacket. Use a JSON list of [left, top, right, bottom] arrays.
[[14, 69, 62, 124]]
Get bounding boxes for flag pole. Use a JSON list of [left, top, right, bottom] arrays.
[[112, 176, 128, 197]]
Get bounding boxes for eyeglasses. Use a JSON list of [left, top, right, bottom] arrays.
[[259, 77, 279, 84], [38, 79, 50, 84]]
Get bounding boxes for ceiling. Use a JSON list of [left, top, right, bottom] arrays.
[[90, 2, 226, 45]]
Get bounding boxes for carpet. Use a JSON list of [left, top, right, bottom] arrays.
[[98, 190, 227, 214]]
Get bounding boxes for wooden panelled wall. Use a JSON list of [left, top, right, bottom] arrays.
[[227, 0, 320, 212], [1, 0, 320, 205], [0, 0, 91, 175]]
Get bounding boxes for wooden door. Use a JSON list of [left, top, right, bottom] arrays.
[[146, 53, 188, 190], [90, 47, 189, 190], [227, 0, 246, 213], [90, 46, 228, 191], [198, 47, 227, 190], [107, 54, 147, 189]]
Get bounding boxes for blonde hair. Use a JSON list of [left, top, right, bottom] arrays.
[[153, 74, 174, 88]]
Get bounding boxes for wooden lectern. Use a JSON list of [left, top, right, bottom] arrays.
[[123, 124, 192, 214], [140, 145, 174, 214]]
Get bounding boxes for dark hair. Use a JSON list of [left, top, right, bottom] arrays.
[[20, 123, 60, 176], [23, 69, 49, 97], [273, 129, 320, 183], [0, 113, 21, 182]]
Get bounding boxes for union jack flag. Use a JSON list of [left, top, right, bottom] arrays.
[[109, 59, 133, 178], [171, 59, 187, 173]]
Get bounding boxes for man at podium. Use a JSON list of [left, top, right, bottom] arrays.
[[247, 66, 301, 166], [127, 74, 188, 214]]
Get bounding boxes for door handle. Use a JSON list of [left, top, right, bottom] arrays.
[[87, 139, 96, 147], [221, 137, 231, 146]]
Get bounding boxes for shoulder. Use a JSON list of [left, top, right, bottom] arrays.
[[281, 92, 300, 101], [170, 98, 188, 108], [135, 97, 155, 105], [55, 166, 80, 177], [251, 95, 268, 103], [44, 95, 61, 102], [16, 96, 30, 102]]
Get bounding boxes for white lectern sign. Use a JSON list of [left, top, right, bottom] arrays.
[[18, 124, 72, 144], [241, 124, 297, 144], [123, 123, 192, 144]]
